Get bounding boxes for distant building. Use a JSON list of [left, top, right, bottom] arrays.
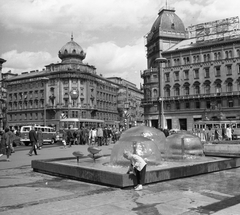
[[5, 36, 120, 130], [0, 58, 7, 129], [141, 6, 240, 131], [107, 77, 144, 127]]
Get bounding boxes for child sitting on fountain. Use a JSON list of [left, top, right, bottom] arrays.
[[123, 149, 147, 191]]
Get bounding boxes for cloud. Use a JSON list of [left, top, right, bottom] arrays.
[[0, 0, 159, 34], [85, 38, 146, 86], [1, 50, 56, 74]]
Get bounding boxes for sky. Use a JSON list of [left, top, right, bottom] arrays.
[[1, 0, 240, 88]]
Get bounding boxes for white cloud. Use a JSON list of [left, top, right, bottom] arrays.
[[0, 0, 159, 34], [1, 50, 56, 74], [85, 38, 146, 86]]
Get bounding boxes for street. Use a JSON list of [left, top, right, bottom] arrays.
[[1, 144, 240, 215]]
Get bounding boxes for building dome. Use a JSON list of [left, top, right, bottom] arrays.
[[58, 35, 86, 63], [147, 7, 187, 42]]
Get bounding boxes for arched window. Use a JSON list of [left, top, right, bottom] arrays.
[[153, 89, 158, 98], [205, 84, 210, 94], [215, 83, 222, 93], [226, 82, 233, 92], [195, 85, 200, 94], [214, 53, 217, 60], [175, 87, 180, 96]]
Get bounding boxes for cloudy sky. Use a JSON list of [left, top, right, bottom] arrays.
[[0, 0, 240, 87]]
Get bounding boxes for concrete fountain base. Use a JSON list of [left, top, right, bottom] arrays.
[[32, 155, 240, 188]]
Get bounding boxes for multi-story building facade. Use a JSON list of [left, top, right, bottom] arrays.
[[0, 58, 7, 129], [141, 6, 240, 131], [5, 36, 120, 130], [107, 77, 144, 127]]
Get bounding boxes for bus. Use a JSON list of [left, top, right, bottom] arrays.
[[58, 118, 105, 141], [59, 118, 105, 130], [193, 119, 240, 141], [20, 125, 57, 146]]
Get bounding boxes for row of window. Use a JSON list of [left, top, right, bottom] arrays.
[[9, 90, 44, 101], [164, 64, 239, 82], [164, 99, 238, 110], [8, 112, 44, 121], [8, 82, 44, 91], [61, 110, 118, 122], [168, 49, 240, 66]]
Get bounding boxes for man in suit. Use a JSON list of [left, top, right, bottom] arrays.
[[28, 126, 38, 156]]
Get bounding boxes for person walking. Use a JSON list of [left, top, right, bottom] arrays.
[[226, 125, 232, 141], [37, 128, 43, 150], [28, 126, 38, 156], [66, 127, 74, 147], [0, 127, 13, 161], [97, 125, 103, 146]]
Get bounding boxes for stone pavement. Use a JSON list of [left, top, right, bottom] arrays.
[[1, 144, 240, 215]]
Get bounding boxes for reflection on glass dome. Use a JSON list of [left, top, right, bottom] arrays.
[[110, 126, 164, 166], [165, 132, 204, 160], [120, 125, 166, 153]]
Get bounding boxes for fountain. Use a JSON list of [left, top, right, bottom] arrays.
[[32, 126, 240, 188]]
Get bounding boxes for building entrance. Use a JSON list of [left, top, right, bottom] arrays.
[[179, 118, 187, 130], [151, 119, 158, 128]]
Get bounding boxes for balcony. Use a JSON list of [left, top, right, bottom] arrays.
[[140, 68, 158, 78]]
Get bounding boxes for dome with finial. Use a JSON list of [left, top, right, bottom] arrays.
[[147, 6, 187, 42], [58, 34, 86, 63]]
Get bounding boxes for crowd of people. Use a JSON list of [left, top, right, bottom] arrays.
[[194, 125, 233, 142], [62, 125, 123, 147]]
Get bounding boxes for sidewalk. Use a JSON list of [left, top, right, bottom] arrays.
[[1, 144, 240, 214]]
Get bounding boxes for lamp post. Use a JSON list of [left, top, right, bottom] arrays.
[[155, 57, 167, 129], [124, 102, 129, 129]]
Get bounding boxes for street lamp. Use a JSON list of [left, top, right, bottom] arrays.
[[124, 102, 129, 129], [155, 57, 167, 129]]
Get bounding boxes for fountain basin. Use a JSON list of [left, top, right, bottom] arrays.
[[31, 155, 240, 188]]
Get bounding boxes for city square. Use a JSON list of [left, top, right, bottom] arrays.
[[1, 0, 240, 215]]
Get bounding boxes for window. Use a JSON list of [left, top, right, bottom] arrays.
[[164, 73, 170, 82], [174, 71, 179, 81], [194, 69, 199, 79], [238, 64, 240, 74], [184, 70, 189, 80], [205, 68, 210, 78], [185, 102, 190, 109], [153, 89, 158, 98], [215, 67, 221, 77], [184, 86, 190, 95], [206, 100, 211, 109], [195, 101, 200, 109], [205, 85, 210, 94], [228, 100, 233, 107], [175, 87, 180, 96], [176, 101, 180, 109], [165, 88, 170, 97], [195, 85, 200, 94], [226, 82, 233, 92], [215, 84, 221, 94], [226, 65, 232, 75]]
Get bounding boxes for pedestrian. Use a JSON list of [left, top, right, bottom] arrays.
[[123, 150, 147, 191], [37, 128, 43, 150], [0, 127, 13, 161], [97, 124, 103, 146], [226, 125, 232, 141], [28, 126, 38, 156], [66, 127, 74, 147]]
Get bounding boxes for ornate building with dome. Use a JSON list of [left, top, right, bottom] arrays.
[[141, 6, 240, 130], [4, 36, 122, 130]]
